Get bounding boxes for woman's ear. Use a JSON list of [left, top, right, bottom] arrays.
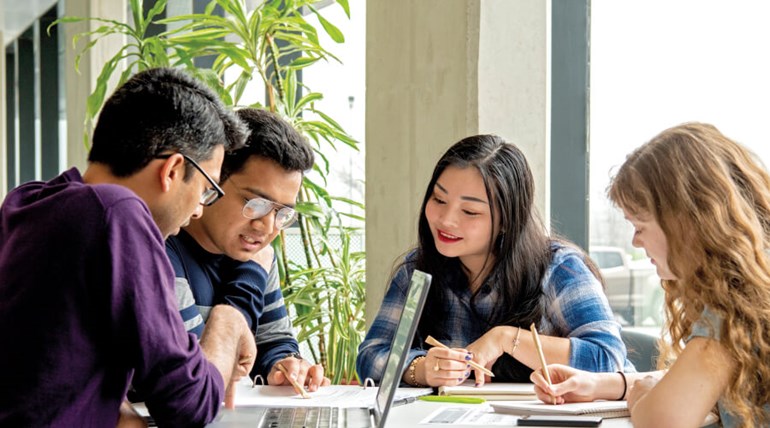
[[158, 154, 185, 193]]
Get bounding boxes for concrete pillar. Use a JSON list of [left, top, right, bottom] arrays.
[[62, 0, 126, 170], [365, 0, 550, 323], [478, 0, 550, 219]]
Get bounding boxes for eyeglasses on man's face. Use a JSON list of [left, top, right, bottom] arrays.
[[155, 153, 224, 206], [242, 196, 298, 230]]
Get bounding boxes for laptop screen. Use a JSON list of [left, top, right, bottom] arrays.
[[373, 269, 432, 426]]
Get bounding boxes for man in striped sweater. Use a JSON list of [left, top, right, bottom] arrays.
[[166, 107, 330, 390]]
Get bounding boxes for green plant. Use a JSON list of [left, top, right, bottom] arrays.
[[53, 0, 366, 383], [279, 226, 366, 383]]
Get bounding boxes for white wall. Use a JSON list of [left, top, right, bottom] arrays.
[[62, 0, 126, 170]]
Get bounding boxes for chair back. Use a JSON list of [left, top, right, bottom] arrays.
[[621, 329, 660, 372]]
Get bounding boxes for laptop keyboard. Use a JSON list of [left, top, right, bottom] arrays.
[[260, 407, 338, 428]]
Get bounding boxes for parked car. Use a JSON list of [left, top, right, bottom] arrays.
[[589, 246, 662, 326]]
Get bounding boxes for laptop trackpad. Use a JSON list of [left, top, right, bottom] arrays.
[[212, 407, 268, 426]]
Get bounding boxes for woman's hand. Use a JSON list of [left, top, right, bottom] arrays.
[[465, 327, 507, 385], [421, 347, 473, 387], [529, 364, 602, 404], [626, 375, 658, 411]]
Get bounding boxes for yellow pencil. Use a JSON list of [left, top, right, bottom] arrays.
[[529, 323, 555, 404], [425, 335, 495, 377], [276, 363, 310, 399]]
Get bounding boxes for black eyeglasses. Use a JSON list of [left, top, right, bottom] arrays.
[[155, 153, 224, 206]]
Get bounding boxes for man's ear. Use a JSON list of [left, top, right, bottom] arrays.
[[158, 153, 186, 193]]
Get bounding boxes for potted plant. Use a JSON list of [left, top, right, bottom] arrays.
[[53, 0, 365, 384]]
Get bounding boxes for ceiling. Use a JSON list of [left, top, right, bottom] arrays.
[[1, 0, 56, 46]]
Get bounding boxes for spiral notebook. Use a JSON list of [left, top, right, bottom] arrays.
[[491, 400, 629, 419], [438, 381, 537, 401]]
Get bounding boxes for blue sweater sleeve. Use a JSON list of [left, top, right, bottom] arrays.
[[253, 259, 300, 379], [356, 264, 426, 382], [541, 246, 633, 372], [221, 258, 299, 380], [218, 258, 267, 334]]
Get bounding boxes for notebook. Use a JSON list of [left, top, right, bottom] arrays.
[[438, 380, 537, 401], [491, 400, 630, 419], [207, 269, 433, 428]]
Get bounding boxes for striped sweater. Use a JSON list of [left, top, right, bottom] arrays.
[[166, 230, 299, 379]]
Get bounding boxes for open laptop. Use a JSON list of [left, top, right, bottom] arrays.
[[208, 269, 432, 428]]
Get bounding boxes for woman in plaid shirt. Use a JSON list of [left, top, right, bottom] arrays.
[[357, 134, 631, 387]]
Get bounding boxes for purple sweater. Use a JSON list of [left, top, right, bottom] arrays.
[[0, 168, 224, 427]]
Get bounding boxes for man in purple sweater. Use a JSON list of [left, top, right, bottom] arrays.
[[0, 68, 254, 427]]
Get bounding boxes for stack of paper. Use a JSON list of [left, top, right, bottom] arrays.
[[438, 381, 537, 401]]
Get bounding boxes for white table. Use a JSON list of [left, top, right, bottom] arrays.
[[385, 401, 632, 428], [206, 400, 634, 427]]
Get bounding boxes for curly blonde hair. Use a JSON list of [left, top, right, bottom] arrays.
[[609, 122, 770, 427]]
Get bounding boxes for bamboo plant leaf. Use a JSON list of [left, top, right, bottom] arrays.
[[145, 0, 168, 26], [307, 5, 345, 43], [336, 0, 351, 18], [129, 0, 144, 33]]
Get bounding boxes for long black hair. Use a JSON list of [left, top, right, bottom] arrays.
[[413, 135, 551, 334]]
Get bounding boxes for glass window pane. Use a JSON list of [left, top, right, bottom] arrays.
[[590, 0, 770, 327]]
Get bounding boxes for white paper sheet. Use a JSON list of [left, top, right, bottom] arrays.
[[233, 378, 432, 408], [419, 406, 520, 425]]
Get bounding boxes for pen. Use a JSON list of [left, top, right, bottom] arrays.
[[419, 395, 486, 404], [530, 322, 555, 404], [276, 363, 311, 399], [425, 336, 495, 377]]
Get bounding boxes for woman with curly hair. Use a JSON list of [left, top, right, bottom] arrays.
[[531, 122, 770, 427]]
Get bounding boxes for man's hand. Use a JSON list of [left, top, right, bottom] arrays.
[[250, 245, 274, 272], [268, 356, 331, 392], [116, 400, 148, 428], [200, 305, 258, 409]]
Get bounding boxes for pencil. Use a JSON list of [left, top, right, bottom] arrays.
[[529, 322, 555, 404], [276, 363, 310, 399], [425, 335, 495, 377]]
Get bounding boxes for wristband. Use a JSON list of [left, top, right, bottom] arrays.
[[616, 371, 627, 400]]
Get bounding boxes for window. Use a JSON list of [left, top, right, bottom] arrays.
[[4, 5, 62, 191], [589, 1, 770, 327]]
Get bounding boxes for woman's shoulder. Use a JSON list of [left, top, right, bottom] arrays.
[[547, 240, 590, 268], [542, 240, 599, 292], [689, 306, 723, 341], [389, 250, 418, 289]]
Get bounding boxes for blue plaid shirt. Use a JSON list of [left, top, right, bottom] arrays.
[[357, 243, 633, 382]]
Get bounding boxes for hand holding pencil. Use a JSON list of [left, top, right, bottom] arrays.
[[530, 322, 556, 404], [276, 363, 311, 399], [424, 335, 494, 386]]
